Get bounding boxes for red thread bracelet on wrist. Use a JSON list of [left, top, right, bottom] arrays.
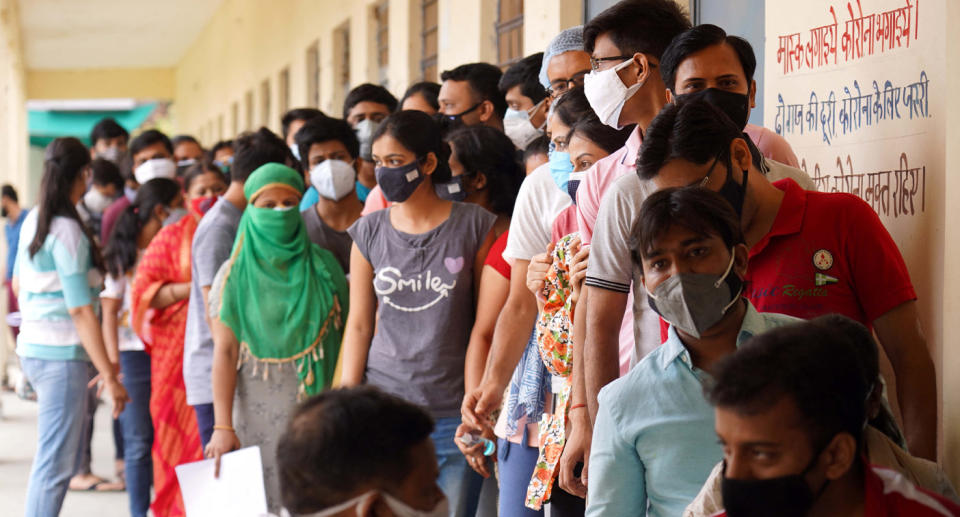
[[569, 403, 586, 412]]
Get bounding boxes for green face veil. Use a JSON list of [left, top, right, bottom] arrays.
[[218, 163, 348, 397]]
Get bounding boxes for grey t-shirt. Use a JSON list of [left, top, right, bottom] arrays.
[[348, 202, 495, 417], [183, 198, 243, 406], [301, 206, 353, 274]]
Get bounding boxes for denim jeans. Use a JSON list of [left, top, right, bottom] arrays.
[[21, 357, 94, 517], [119, 350, 153, 517], [432, 416, 483, 517], [193, 402, 214, 449], [497, 431, 544, 517]]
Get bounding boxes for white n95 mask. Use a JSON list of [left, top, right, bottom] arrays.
[[134, 158, 177, 184], [310, 160, 357, 202], [583, 58, 644, 129]]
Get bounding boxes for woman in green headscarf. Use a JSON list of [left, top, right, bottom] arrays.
[[204, 163, 347, 511]]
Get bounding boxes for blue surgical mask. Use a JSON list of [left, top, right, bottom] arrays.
[[549, 150, 573, 193]]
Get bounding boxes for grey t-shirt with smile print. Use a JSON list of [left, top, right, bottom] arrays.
[[348, 202, 495, 417]]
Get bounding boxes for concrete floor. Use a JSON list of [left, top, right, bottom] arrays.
[[0, 389, 128, 516]]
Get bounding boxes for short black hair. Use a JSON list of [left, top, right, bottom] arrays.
[[552, 85, 594, 128], [660, 24, 756, 91], [568, 115, 632, 155], [172, 134, 201, 149], [632, 186, 744, 261], [277, 386, 434, 514], [446, 126, 523, 217], [295, 117, 360, 169], [183, 160, 227, 192], [281, 108, 326, 140], [211, 140, 234, 156], [707, 321, 869, 450], [89, 118, 129, 147], [523, 134, 550, 162], [400, 82, 441, 112], [583, 0, 691, 59], [343, 83, 399, 119], [636, 100, 744, 180], [129, 129, 174, 158], [90, 158, 124, 191], [231, 127, 293, 182], [440, 63, 508, 119], [1, 184, 18, 202], [499, 53, 548, 105]]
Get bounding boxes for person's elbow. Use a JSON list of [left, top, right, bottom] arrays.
[[67, 304, 93, 318]]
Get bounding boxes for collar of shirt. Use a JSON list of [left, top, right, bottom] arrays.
[[749, 178, 806, 259], [620, 125, 644, 167], [658, 299, 764, 371]]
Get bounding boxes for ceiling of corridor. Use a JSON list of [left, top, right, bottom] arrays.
[[19, 0, 225, 69]]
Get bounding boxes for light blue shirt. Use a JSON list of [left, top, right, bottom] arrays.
[[299, 186, 319, 212], [586, 301, 801, 517]]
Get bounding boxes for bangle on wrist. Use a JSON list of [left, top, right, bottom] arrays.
[[213, 425, 235, 432]]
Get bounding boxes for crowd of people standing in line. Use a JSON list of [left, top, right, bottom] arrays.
[[6, 1, 959, 516]]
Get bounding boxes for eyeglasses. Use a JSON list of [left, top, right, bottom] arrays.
[[547, 70, 590, 97], [589, 55, 633, 71]]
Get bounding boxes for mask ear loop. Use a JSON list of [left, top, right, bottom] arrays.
[[715, 249, 744, 314]]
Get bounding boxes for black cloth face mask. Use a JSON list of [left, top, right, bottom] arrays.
[[679, 88, 751, 130], [720, 442, 831, 517]]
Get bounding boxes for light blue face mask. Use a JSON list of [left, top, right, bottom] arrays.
[[549, 149, 573, 193]]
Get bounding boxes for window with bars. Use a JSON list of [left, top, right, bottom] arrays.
[[374, 2, 389, 86], [496, 0, 524, 68], [306, 41, 320, 109], [335, 23, 351, 99], [421, 0, 438, 82], [278, 67, 290, 117]]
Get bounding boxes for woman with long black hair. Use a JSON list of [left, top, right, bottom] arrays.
[[102, 177, 183, 517], [14, 137, 128, 517]]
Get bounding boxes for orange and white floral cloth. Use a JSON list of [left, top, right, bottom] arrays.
[[526, 233, 578, 510]]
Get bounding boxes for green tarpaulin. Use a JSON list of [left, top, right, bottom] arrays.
[[28, 103, 157, 148]]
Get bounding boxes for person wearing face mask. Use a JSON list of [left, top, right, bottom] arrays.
[[184, 128, 293, 453], [205, 163, 348, 514], [686, 314, 958, 517], [295, 116, 365, 274], [639, 100, 937, 461], [89, 117, 130, 163], [659, 24, 804, 172], [101, 129, 177, 244], [101, 177, 183, 517], [438, 63, 508, 131], [77, 158, 124, 240], [586, 186, 800, 517], [703, 321, 960, 517], [275, 386, 449, 517], [341, 111, 496, 517], [172, 134, 205, 173], [499, 53, 549, 150], [282, 108, 328, 175], [211, 139, 235, 176], [129, 162, 226, 517]]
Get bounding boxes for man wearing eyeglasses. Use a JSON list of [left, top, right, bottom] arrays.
[[438, 63, 508, 130]]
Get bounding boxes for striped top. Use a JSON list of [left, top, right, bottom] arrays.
[[15, 210, 102, 361]]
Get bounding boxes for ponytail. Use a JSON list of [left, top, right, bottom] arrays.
[[30, 138, 104, 271], [104, 178, 181, 277]]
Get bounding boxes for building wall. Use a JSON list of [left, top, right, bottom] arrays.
[[0, 0, 28, 200], [26, 68, 175, 100]]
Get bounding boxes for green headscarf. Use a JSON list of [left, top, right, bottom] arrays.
[[218, 163, 348, 398]]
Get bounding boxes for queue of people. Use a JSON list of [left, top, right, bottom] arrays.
[[6, 1, 957, 516]]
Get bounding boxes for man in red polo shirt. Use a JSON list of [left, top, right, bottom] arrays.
[[636, 99, 937, 460], [703, 320, 958, 516]]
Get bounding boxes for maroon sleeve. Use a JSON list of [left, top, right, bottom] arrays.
[[101, 197, 130, 243], [843, 196, 916, 322], [484, 230, 511, 280]]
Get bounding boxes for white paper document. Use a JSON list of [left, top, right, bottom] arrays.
[[175, 445, 269, 517]]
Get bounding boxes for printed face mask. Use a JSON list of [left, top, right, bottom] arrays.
[[645, 250, 743, 339], [83, 187, 115, 214], [504, 99, 546, 150], [584, 58, 644, 129], [567, 170, 585, 205], [375, 161, 425, 203], [310, 159, 357, 201], [435, 174, 468, 202], [134, 157, 177, 184], [678, 88, 751, 130], [549, 149, 574, 193], [354, 119, 382, 162]]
